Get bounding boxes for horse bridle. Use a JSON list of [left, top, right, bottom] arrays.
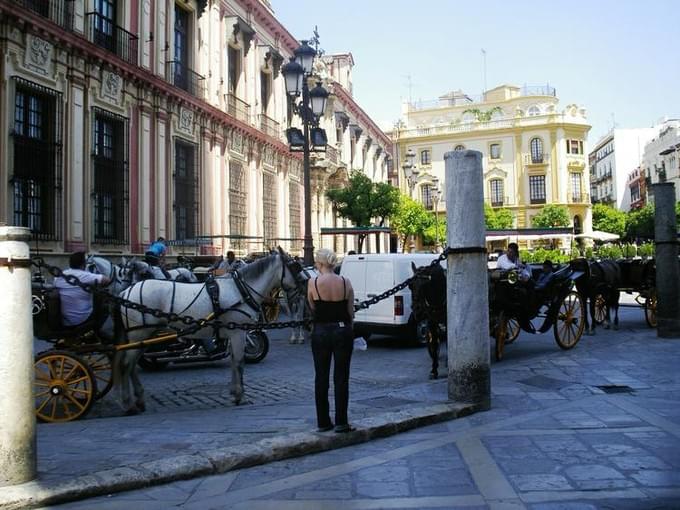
[[232, 253, 304, 312]]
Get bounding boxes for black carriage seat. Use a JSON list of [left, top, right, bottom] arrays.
[[33, 287, 100, 342]]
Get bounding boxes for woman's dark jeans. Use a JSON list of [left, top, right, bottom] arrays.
[[311, 323, 353, 428]]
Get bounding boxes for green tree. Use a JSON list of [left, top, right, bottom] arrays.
[[326, 171, 400, 253], [462, 106, 503, 122], [391, 195, 433, 250], [423, 215, 447, 247], [531, 204, 570, 228], [484, 203, 514, 230], [592, 203, 626, 238], [625, 204, 655, 240]]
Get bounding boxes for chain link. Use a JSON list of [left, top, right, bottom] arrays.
[[31, 250, 453, 333]]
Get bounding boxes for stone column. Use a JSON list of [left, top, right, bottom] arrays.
[[653, 183, 680, 338], [445, 151, 491, 408], [0, 226, 36, 486]]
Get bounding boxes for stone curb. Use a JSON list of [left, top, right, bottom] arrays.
[[0, 401, 477, 509]]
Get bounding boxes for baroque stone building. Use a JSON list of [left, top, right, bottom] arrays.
[[392, 84, 593, 242], [0, 0, 391, 262]]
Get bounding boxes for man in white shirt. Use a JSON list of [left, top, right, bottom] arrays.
[[55, 252, 111, 327], [213, 250, 244, 276], [497, 242, 531, 281]]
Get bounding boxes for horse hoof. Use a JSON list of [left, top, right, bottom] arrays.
[[613, 325, 619, 331], [124, 408, 139, 416], [586, 330, 594, 336], [429, 372, 438, 380], [135, 402, 146, 413], [604, 324, 610, 330]]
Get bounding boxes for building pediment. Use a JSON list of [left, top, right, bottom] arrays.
[[485, 167, 507, 179]]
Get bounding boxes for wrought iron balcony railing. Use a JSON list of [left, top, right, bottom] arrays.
[[258, 113, 280, 139], [166, 61, 205, 99], [227, 94, 250, 123], [14, 0, 73, 30], [86, 12, 138, 65]]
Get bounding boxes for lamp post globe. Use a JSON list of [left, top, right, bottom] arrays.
[[282, 58, 304, 97], [294, 40, 316, 74], [309, 81, 329, 117]]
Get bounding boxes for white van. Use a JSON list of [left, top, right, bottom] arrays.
[[340, 253, 445, 340]]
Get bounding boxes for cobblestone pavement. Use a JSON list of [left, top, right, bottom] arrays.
[[34, 302, 680, 509]]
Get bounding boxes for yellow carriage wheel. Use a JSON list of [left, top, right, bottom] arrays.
[[593, 293, 607, 325], [495, 312, 508, 362], [263, 288, 282, 322], [80, 351, 113, 400], [505, 317, 521, 344], [34, 351, 97, 423], [554, 291, 586, 350], [644, 291, 657, 328]]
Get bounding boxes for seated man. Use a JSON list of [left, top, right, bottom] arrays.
[[497, 242, 531, 281], [55, 251, 111, 328], [145, 237, 171, 279], [535, 260, 555, 290], [213, 250, 244, 276]]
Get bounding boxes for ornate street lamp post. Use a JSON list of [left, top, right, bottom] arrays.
[[432, 177, 442, 251], [402, 148, 419, 198], [282, 40, 329, 266]]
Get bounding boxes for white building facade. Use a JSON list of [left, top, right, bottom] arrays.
[[642, 120, 680, 204], [589, 128, 658, 211]]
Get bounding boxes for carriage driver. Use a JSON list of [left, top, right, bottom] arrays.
[[212, 250, 244, 276], [55, 251, 111, 327], [497, 242, 531, 282], [145, 237, 171, 279]]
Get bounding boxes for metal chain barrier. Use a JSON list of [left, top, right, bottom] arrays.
[[30, 248, 470, 334]]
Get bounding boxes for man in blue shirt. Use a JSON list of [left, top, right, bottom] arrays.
[[145, 237, 170, 278]]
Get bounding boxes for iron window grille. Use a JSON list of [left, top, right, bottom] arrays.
[[229, 161, 247, 251], [14, 0, 74, 30], [174, 140, 199, 241], [421, 184, 433, 210], [288, 181, 301, 252], [420, 149, 431, 165], [262, 172, 277, 246], [530, 137, 544, 163], [10, 77, 63, 241], [529, 175, 546, 204], [570, 172, 582, 202], [490, 179, 504, 206], [92, 108, 129, 244]]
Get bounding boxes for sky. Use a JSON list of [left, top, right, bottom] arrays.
[[274, 0, 680, 145]]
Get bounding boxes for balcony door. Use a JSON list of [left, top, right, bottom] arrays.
[[94, 0, 116, 51], [174, 6, 190, 90]]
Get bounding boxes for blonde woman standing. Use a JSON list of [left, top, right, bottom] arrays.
[[307, 248, 355, 433]]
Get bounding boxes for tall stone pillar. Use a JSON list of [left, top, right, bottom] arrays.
[[0, 226, 36, 486], [653, 183, 680, 338], [445, 151, 491, 408]]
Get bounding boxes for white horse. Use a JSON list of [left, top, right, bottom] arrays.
[[167, 267, 198, 282], [86, 255, 138, 296], [112, 250, 303, 414]]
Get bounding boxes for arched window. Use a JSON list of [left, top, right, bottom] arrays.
[[527, 105, 541, 116], [530, 137, 544, 164], [573, 215, 582, 234], [489, 179, 504, 206], [454, 144, 465, 151]]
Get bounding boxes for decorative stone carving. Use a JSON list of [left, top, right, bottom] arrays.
[[100, 70, 123, 104], [232, 131, 243, 154], [263, 147, 275, 167], [24, 35, 53, 76], [178, 107, 194, 134]]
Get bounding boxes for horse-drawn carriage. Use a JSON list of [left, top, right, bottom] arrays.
[[31, 251, 302, 423], [409, 259, 586, 377], [489, 263, 585, 361]]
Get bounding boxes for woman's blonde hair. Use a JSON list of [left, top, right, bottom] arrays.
[[314, 248, 337, 267]]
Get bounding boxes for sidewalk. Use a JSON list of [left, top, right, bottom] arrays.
[[2, 305, 680, 509]]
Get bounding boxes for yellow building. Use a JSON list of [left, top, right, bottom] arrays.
[[392, 85, 592, 245]]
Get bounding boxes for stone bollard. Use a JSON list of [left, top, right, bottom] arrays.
[[445, 151, 491, 409], [0, 226, 36, 486], [653, 183, 680, 338]]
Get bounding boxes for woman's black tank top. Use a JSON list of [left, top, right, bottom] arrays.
[[312, 276, 351, 323]]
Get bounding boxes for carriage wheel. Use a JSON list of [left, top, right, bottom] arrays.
[[34, 351, 96, 423], [80, 352, 113, 399], [505, 317, 520, 344], [553, 291, 585, 350], [644, 291, 657, 328], [494, 312, 507, 361], [244, 330, 270, 364], [593, 293, 607, 325]]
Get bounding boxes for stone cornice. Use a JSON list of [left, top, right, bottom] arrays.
[[229, 0, 299, 53], [332, 82, 392, 152]]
